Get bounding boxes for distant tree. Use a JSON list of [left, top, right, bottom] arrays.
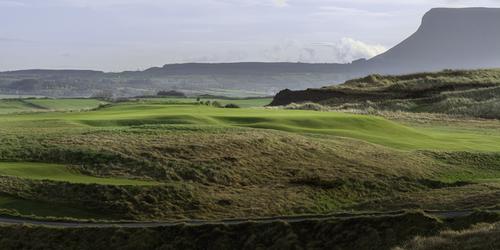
[[224, 103, 240, 109], [212, 101, 223, 108]]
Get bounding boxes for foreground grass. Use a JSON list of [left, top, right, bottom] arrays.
[[0, 162, 158, 186], [1, 100, 500, 220]]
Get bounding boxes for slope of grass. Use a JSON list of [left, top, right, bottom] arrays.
[[0, 99, 36, 114], [24, 98, 105, 111], [4, 102, 499, 151], [0, 98, 105, 114], [0, 162, 158, 186], [140, 97, 272, 108]]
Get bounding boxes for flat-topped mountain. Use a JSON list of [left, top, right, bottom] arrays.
[[362, 8, 500, 74]]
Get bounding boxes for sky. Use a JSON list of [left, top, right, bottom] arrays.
[[1, 0, 500, 71]]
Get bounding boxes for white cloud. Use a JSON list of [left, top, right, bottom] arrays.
[[273, 0, 289, 7], [0, 0, 27, 7]]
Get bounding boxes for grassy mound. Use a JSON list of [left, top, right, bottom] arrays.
[[271, 69, 500, 119]]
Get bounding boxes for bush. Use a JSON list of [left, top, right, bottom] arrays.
[[211, 101, 223, 108], [224, 103, 240, 109]]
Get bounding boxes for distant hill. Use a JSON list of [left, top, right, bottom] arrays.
[[1, 8, 500, 97], [362, 8, 500, 74], [0, 63, 359, 98]]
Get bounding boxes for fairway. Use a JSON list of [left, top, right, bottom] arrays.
[[0, 98, 105, 114], [24, 98, 105, 111], [0, 162, 158, 186], [3, 101, 500, 151]]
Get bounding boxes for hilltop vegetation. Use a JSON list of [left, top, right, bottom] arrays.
[[271, 69, 500, 119]]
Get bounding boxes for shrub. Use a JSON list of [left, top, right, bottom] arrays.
[[224, 103, 240, 109], [211, 101, 223, 108]]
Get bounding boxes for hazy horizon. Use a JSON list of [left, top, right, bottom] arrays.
[[1, 0, 500, 72]]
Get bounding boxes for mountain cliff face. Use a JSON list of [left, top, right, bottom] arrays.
[[364, 8, 500, 74]]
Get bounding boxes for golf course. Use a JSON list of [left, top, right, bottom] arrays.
[[1, 96, 500, 222]]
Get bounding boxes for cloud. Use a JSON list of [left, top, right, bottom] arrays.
[[0, 0, 28, 7], [273, 0, 289, 7]]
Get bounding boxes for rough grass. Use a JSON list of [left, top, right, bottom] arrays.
[[396, 222, 500, 250], [0, 194, 105, 219], [273, 69, 500, 119]]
